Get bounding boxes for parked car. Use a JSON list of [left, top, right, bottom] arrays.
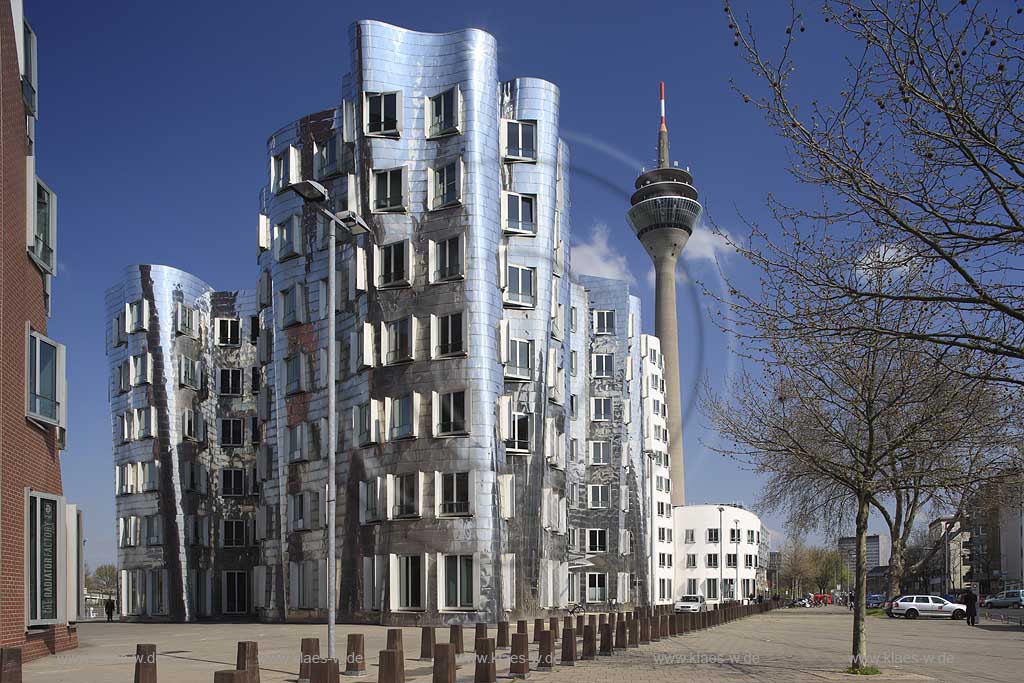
[[888, 595, 966, 620], [866, 594, 886, 608], [982, 590, 1024, 609], [674, 595, 707, 613]]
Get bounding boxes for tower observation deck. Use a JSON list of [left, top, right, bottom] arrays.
[[626, 82, 702, 507]]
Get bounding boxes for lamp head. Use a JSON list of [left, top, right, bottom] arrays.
[[287, 179, 330, 203]]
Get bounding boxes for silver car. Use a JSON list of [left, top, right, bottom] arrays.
[[982, 590, 1024, 608], [674, 595, 708, 613], [889, 595, 966, 620]]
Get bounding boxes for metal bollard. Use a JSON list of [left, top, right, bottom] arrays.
[[134, 644, 157, 683], [345, 634, 366, 677], [533, 618, 545, 644], [598, 623, 613, 656], [614, 619, 627, 650], [378, 650, 403, 683], [386, 630, 405, 681], [598, 613, 607, 627], [213, 672, 246, 683], [548, 616, 559, 641], [639, 617, 651, 644], [650, 614, 661, 642], [475, 623, 489, 644], [432, 644, 456, 683], [581, 624, 596, 660], [497, 622, 510, 649], [420, 627, 435, 661], [628, 617, 639, 648], [560, 626, 577, 665], [0, 649, 21, 683], [575, 614, 584, 634], [474, 638, 496, 683], [517, 619, 529, 635], [311, 659, 341, 683], [300, 638, 321, 683], [450, 624, 464, 655], [236, 641, 260, 683], [509, 633, 530, 678], [538, 629, 555, 670]]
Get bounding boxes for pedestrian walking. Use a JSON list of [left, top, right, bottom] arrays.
[[961, 588, 978, 627], [104, 597, 115, 623], [848, 591, 854, 611]]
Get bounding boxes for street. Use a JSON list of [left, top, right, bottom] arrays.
[[23, 606, 1023, 682]]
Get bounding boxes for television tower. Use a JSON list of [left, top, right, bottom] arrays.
[[626, 82, 702, 507]]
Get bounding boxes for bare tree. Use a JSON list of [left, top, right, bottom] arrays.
[[779, 535, 816, 596], [722, 0, 1024, 386]]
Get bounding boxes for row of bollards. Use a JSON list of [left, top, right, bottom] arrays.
[[125, 601, 783, 682]]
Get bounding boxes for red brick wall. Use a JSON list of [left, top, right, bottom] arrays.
[[1, 1, 78, 661]]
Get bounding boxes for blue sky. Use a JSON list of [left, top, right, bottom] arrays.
[[30, 0, 861, 568]]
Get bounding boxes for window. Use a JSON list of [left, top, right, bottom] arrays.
[[594, 310, 615, 334], [129, 300, 148, 332], [706, 554, 719, 569], [707, 528, 720, 543], [430, 160, 461, 209], [687, 579, 699, 595], [224, 520, 247, 547], [592, 354, 613, 378], [588, 485, 609, 509], [287, 423, 307, 461], [504, 193, 536, 234], [428, 88, 458, 137], [284, 354, 307, 395], [590, 441, 611, 465], [379, 241, 409, 286], [728, 527, 740, 543], [271, 151, 291, 193], [685, 529, 695, 544], [314, 135, 340, 179], [745, 554, 754, 569], [505, 265, 535, 306], [398, 555, 423, 609], [390, 394, 415, 440], [217, 319, 240, 346], [30, 178, 56, 273], [366, 92, 400, 135], [275, 216, 302, 261], [437, 391, 467, 435], [659, 553, 673, 568], [434, 235, 463, 281], [586, 573, 607, 602], [134, 407, 156, 439], [384, 317, 413, 364], [26, 329, 67, 427], [280, 283, 307, 327], [659, 579, 673, 602], [26, 492, 70, 625], [569, 350, 578, 376], [569, 439, 578, 462], [219, 368, 242, 396], [222, 468, 246, 496], [394, 473, 420, 518], [506, 338, 532, 379], [251, 367, 262, 393], [747, 529, 756, 544], [373, 168, 404, 211], [706, 579, 719, 601], [726, 553, 737, 568], [182, 409, 199, 441], [131, 353, 151, 386], [435, 312, 465, 356], [686, 554, 697, 568], [506, 412, 530, 452], [220, 419, 243, 447], [440, 472, 470, 515], [723, 579, 735, 600], [587, 529, 608, 553], [443, 555, 474, 609], [592, 398, 612, 421], [569, 394, 578, 419], [505, 120, 537, 160], [223, 571, 249, 615]]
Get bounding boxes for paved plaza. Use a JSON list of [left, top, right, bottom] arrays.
[[22, 607, 1024, 682]]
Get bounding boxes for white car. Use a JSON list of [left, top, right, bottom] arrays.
[[888, 595, 966, 620], [674, 595, 707, 613]]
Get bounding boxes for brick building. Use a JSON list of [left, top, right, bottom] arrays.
[[1, 0, 80, 662]]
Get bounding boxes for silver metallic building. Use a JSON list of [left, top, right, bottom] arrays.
[[107, 20, 666, 624]]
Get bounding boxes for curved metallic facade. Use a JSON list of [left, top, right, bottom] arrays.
[[107, 265, 258, 620]]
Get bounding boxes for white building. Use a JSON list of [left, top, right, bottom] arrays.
[[641, 335, 674, 605], [673, 504, 769, 605]]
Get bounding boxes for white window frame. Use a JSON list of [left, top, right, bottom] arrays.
[[505, 411, 530, 453], [593, 310, 615, 335], [29, 177, 57, 275], [397, 554, 424, 610], [585, 572, 607, 603], [429, 159, 462, 210], [442, 554, 475, 610], [588, 484, 609, 509], [435, 390, 468, 436], [592, 397, 612, 421], [432, 234, 464, 282], [589, 441, 611, 465], [504, 265, 536, 307], [432, 311, 466, 358], [592, 353, 614, 378], [371, 168, 405, 212], [25, 328, 67, 429], [365, 91, 401, 136], [504, 119, 537, 161], [427, 87, 460, 138], [219, 368, 242, 397], [220, 418, 244, 448], [587, 528, 608, 553], [216, 318, 241, 346], [505, 338, 532, 380], [503, 192, 537, 235]]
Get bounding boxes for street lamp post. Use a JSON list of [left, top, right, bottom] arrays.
[[717, 505, 724, 606], [285, 180, 371, 660], [734, 519, 741, 603]]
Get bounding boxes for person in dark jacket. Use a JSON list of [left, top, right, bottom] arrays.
[[961, 589, 978, 626], [104, 597, 115, 622]]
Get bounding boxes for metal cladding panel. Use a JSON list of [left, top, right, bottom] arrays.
[[106, 265, 259, 621]]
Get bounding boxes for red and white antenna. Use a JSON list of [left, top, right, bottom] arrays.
[[660, 81, 667, 131]]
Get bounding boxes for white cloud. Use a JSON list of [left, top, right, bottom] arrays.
[[683, 226, 733, 265], [570, 223, 637, 285]]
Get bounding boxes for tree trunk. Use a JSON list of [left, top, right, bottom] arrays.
[[851, 494, 870, 671], [887, 537, 904, 598]]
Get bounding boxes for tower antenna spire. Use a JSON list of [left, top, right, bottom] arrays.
[[658, 81, 670, 168]]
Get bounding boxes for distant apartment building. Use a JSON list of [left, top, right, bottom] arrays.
[[926, 517, 971, 594], [106, 267, 259, 620], [106, 20, 669, 623], [641, 334, 674, 605], [1, 0, 80, 661], [672, 504, 769, 605], [837, 533, 891, 578]]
